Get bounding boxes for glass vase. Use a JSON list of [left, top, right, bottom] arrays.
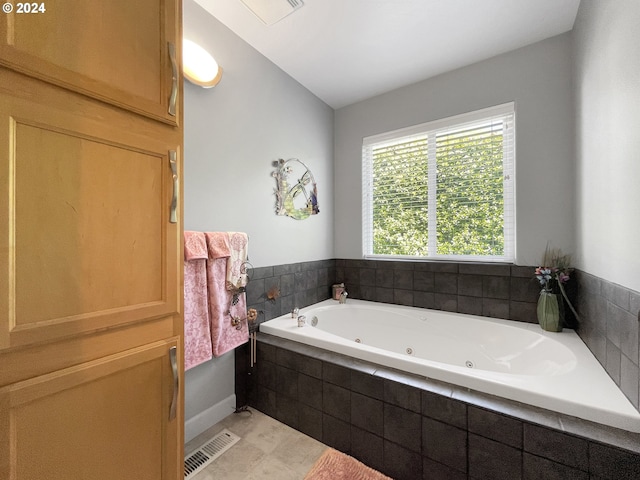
[[537, 291, 564, 332]]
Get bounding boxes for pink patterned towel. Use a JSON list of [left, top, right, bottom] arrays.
[[205, 232, 230, 259], [184, 231, 208, 260], [204, 232, 249, 357], [183, 232, 213, 370]]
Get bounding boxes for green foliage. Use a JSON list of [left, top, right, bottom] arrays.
[[371, 128, 505, 257]]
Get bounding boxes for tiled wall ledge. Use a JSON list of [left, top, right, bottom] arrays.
[[576, 270, 640, 411], [244, 334, 640, 480], [334, 259, 544, 324], [245, 259, 336, 325]]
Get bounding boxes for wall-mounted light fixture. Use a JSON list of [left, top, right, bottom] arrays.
[[183, 39, 223, 88]]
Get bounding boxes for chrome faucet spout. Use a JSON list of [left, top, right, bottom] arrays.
[[339, 291, 348, 304]]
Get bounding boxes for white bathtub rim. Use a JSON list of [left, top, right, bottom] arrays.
[[261, 299, 640, 433]]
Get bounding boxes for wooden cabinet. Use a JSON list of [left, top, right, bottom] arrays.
[[0, 1, 184, 479], [0, 339, 181, 480], [0, 0, 181, 125]]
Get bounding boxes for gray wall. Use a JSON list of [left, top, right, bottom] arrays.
[[182, 0, 334, 440], [573, 0, 640, 293], [334, 33, 575, 266]]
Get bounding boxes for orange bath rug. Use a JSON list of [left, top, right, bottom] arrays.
[[304, 448, 392, 480]]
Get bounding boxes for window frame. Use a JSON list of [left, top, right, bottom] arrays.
[[362, 102, 516, 263]]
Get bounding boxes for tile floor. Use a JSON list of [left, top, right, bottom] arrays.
[[185, 408, 328, 480]]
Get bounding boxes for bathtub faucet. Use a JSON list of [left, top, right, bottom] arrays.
[[339, 291, 348, 304]]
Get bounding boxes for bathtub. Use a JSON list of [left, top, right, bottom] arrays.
[[260, 298, 640, 433]]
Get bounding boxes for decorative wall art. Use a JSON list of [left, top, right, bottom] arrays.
[[272, 158, 319, 220]]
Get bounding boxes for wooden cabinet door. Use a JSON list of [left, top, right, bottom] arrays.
[[0, 339, 181, 480], [0, 68, 181, 350], [0, 0, 181, 125]]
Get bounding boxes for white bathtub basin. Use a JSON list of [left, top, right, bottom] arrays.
[[260, 299, 640, 432]]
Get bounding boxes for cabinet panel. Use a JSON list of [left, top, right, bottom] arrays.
[[0, 0, 180, 124], [0, 71, 180, 349], [0, 339, 181, 480]]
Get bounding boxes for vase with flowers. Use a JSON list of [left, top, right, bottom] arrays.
[[534, 247, 580, 332]]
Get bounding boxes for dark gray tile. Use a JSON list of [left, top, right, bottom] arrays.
[[620, 354, 639, 408], [630, 291, 640, 317], [434, 293, 457, 312], [423, 457, 467, 480], [458, 295, 483, 316], [523, 452, 588, 480], [298, 354, 323, 379], [294, 271, 307, 292], [510, 300, 537, 323], [276, 394, 299, 429], [423, 417, 467, 473], [384, 379, 421, 413], [607, 302, 624, 349], [468, 433, 522, 480], [414, 270, 435, 292], [459, 263, 510, 276], [323, 362, 351, 388], [351, 426, 384, 473], [322, 414, 351, 454], [276, 365, 298, 399], [383, 440, 423, 480], [435, 273, 458, 294], [511, 265, 534, 278], [299, 404, 322, 441], [383, 403, 421, 453], [258, 360, 277, 390], [602, 281, 630, 311], [425, 262, 458, 273], [376, 268, 394, 288], [306, 269, 318, 290], [468, 406, 523, 448], [395, 269, 414, 290], [298, 373, 322, 410], [360, 285, 376, 301], [394, 289, 414, 306], [483, 276, 510, 300], [524, 424, 588, 470], [344, 267, 360, 286], [589, 442, 640, 479], [415, 292, 435, 309], [280, 273, 295, 296], [422, 391, 467, 429], [323, 382, 350, 422], [257, 342, 277, 363], [274, 263, 296, 275], [459, 274, 484, 297], [246, 278, 265, 304], [510, 276, 539, 302], [351, 392, 383, 436], [605, 340, 621, 385], [482, 297, 510, 319], [360, 268, 376, 286], [618, 307, 639, 364], [351, 370, 384, 400], [276, 348, 300, 370], [251, 266, 274, 280], [375, 287, 394, 303]]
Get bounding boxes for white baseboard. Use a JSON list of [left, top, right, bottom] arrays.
[[184, 394, 237, 443]]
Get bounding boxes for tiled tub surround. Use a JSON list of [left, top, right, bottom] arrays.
[[334, 259, 565, 325], [245, 260, 336, 324], [246, 334, 640, 480], [576, 271, 640, 412]]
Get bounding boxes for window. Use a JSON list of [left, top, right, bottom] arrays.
[[362, 103, 515, 262]]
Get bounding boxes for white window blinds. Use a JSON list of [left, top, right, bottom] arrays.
[[362, 103, 515, 262]]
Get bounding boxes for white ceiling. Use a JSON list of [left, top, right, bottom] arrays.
[[194, 0, 581, 109]]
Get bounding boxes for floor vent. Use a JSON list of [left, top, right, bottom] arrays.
[[184, 429, 241, 479]]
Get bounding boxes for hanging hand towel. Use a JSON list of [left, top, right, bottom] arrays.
[[204, 232, 249, 357], [227, 232, 249, 289], [183, 231, 213, 370]]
